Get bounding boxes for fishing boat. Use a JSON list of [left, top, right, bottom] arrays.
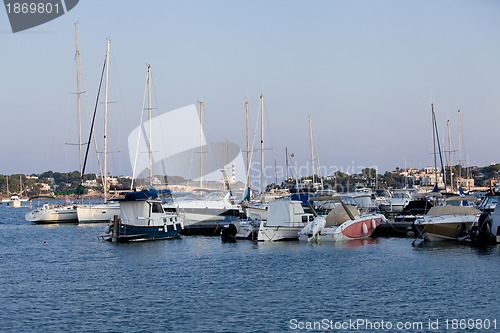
[[257, 198, 314, 241], [298, 196, 385, 242], [99, 64, 183, 242], [25, 196, 78, 224], [101, 189, 183, 242], [413, 196, 479, 242]]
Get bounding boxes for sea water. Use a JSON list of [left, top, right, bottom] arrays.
[[0, 204, 499, 332]]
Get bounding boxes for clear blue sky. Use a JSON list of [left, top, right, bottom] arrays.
[[1, 0, 499, 180]]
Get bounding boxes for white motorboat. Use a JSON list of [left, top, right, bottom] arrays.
[[9, 194, 22, 208], [414, 196, 479, 241], [298, 197, 386, 242], [379, 188, 414, 212], [171, 191, 244, 235], [257, 198, 314, 241]]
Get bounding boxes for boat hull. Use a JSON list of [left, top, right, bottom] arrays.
[[299, 216, 384, 242], [414, 216, 477, 241], [112, 222, 182, 242], [77, 203, 120, 223], [258, 224, 304, 241], [25, 206, 78, 224]]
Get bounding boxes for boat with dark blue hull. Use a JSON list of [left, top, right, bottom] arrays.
[[102, 190, 183, 242]]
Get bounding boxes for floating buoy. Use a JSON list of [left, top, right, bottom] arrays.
[[362, 222, 368, 235], [43, 240, 46, 244]]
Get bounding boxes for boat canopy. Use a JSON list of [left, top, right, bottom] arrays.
[[325, 205, 359, 227], [121, 189, 158, 201], [28, 195, 56, 201], [426, 206, 480, 216], [445, 196, 478, 202], [266, 199, 304, 226]]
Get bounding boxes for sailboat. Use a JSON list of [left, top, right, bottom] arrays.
[[76, 37, 120, 223], [8, 176, 24, 208], [101, 64, 183, 242], [25, 23, 86, 224], [243, 94, 271, 221], [170, 101, 244, 235], [413, 105, 480, 241]]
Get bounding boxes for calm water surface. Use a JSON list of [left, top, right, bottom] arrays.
[[0, 204, 499, 332]]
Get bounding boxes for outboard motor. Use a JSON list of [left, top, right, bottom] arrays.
[[220, 223, 237, 243], [307, 216, 326, 243], [469, 212, 494, 246]]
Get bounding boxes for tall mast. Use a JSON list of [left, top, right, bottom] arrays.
[[447, 118, 453, 192], [285, 147, 289, 181], [74, 22, 82, 178], [431, 104, 446, 192], [245, 100, 250, 188], [199, 101, 204, 190], [457, 110, 462, 185], [260, 93, 265, 200], [431, 104, 438, 189], [103, 38, 110, 203], [147, 64, 152, 185], [309, 114, 315, 185]]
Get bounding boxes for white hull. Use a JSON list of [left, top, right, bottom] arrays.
[[257, 223, 305, 241], [256, 199, 313, 242], [171, 192, 243, 227], [298, 215, 384, 242], [25, 204, 78, 224], [9, 199, 21, 208], [234, 219, 259, 239], [77, 203, 120, 223], [245, 205, 268, 221]]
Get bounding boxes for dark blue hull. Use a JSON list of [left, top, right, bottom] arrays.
[[112, 222, 183, 242]]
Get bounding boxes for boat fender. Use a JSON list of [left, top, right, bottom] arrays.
[[362, 222, 368, 235], [371, 218, 377, 230], [104, 225, 111, 234], [309, 216, 326, 241]]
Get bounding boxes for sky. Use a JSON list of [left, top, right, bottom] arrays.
[[1, 0, 500, 184]]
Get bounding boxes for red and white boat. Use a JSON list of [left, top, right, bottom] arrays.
[[298, 197, 386, 242]]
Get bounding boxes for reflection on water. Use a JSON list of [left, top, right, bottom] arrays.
[[1, 205, 500, 332]]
